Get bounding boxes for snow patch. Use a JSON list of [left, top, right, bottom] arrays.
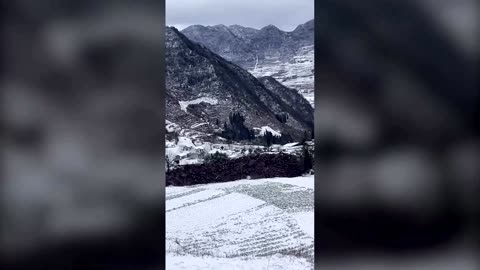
[[167, 254, 311, 270], [190, 122, 208, 129], [283, 142, 300, 148], [166, 189, 225, 211], [178, 97, 218, 113], [167, 192, 265, 232], [291, 212, 314, 238], [256, 126, 282, 137], [265, 175, 314, 189], [166, 120, 181, 133]]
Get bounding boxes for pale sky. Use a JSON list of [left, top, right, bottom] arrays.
[[166, 0, 314, 31]]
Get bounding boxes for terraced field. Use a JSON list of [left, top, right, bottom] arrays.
[[166, 176, 314, 269], [250, 45, 314, 107]]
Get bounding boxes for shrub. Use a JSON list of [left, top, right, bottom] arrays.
[[174, 131, 179, 144], [166, 153, 304, 186], [221, 112, 255, 141], [166, 155, 172, 172], [253, 147, 263, 154], [301, 145, 313, 173], [204, 151, 229, 164], [264, 131, 273, 149]]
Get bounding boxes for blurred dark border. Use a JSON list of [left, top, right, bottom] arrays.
[[1, 0, 478, 269], [314, 0, 479, 267], [1, 1, 166, 269]]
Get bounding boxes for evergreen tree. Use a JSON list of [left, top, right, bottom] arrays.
[[302, 144, 313, 173], [222, 112, 252, 141], [248, 128, 255, 141], [174, 131, 180, 145], [300, 130, 308, 145], [264, 131, 273, 149]]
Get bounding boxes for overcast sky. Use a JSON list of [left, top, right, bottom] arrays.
[[166, 0, 313, 31]]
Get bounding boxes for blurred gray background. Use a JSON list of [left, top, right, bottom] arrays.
[[314, 0, 478, 269], [0, 0, 478, 269], [1, 1, 165, 269]]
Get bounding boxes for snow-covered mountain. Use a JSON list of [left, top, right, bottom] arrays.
[[252, 45, 314, 105], [166, 27, 313, 142], [182, 20, 314, 106]]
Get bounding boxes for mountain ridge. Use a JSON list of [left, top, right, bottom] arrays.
[[181, 19, 314, 69], [166, 26, 313, 142], [180, 20, 315, 106]]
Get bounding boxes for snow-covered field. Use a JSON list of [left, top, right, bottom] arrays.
[[166, 175, 314, 270], [167, 254, 312, 270]]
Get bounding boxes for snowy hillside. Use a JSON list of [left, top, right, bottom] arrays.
[[250, 45, 314, 106], [166, 175, 314, 270], [181, 21, 315, 107], [166, 27, 314, 141], [166, 131, 311, 168]]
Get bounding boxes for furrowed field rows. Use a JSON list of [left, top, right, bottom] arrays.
[[166, 176, 314, 268]]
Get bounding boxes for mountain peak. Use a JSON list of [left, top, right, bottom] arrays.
[[212, 24, 228, 29], [181, 21, 314, 82], [182, 24, 207, 32], [261, 24, 281, 31], [293, 19, 314, 32]]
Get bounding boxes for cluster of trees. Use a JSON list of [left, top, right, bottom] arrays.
[[204, 151, 228, 164], [218, 111, 313, 146], [302, 144, 313, 173], [220, 112, 256, 141]]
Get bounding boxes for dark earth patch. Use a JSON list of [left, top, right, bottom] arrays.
[[167, 153, 304, 186]]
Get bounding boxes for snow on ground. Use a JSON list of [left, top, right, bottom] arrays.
[[167, 254, 312, 270], [265, 176, 315, 190], [250, 45, 314, 107], [179, 97, 218, 113], [166, 137, 196, 161], [179, 159, 202, 166], [166, 175, 314, 270], [166, 189, 225, 211], [166, 120, 181, 133], [283, 142, 300, 148], [290, 212, 314, 238], [165, 132, 311, 168], [191, 122, 209, 129], [255, 126, 282, 137]]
